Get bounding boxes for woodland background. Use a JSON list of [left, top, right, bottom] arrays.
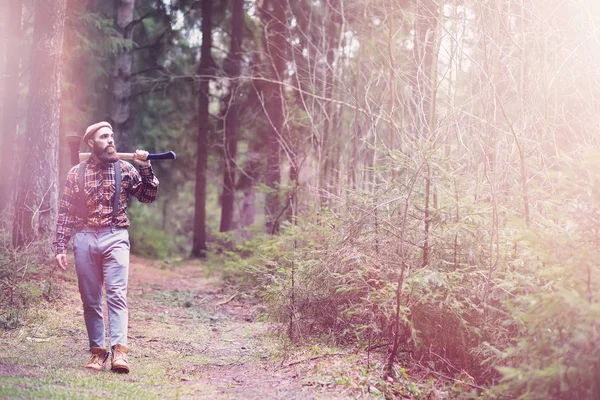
[[2, 0, 600, 398]]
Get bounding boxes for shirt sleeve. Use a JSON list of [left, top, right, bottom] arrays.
[[129, 164, 159, 203], [53, 167, 80, 255]]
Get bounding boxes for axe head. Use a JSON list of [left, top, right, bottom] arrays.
[[66, 135, 82, 166]]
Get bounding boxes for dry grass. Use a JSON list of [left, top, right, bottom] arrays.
[[0, 255, 384, 399]]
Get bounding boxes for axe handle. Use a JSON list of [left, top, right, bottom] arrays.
[[78, 151, 176, 163]]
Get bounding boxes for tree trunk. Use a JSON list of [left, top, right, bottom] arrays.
[[413, 0, 441, 268], [238, 150, 260, 239], [12, 0, 67, 248], [241, 186, 256, 228], [261, 0, 286, 234], [59, 0, 91, 189], [319, 0, 341, 209], [422, 165, 431, 267], [191, 0, 213, 257], [0, 0, 23, 213], [413, 0, 439, 138], [110, 0, 135, 148], [219, 0, 244, 232]]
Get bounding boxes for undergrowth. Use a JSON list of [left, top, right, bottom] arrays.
[[0, 228, 62, 330], [217, 153, 600, 399]]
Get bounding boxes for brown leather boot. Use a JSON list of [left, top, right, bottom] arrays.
[[85, 347, 108, 371], [111, 344, 130, 374]]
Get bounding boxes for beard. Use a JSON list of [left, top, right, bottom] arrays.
[[93, 143, 119, 163]]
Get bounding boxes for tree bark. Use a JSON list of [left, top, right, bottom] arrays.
[[319, 0, 341, 209], [59, 0, 91, 189], [413, 0, 441, 268], [413, 0, 439, 138], [261, 0, 286, 234], [12, 0, 67, 248], [0, 0, 23, 213], [219, 0, 244, 232], [191, 0, 213, 257], [238, 150, 260, 238], [110, 0, 135, 148]]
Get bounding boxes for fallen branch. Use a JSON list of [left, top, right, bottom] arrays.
[[409, 355, 487, 391], [285, 353, 346, 368], [365, 342, 392, 352], [26, 336, 53, 343], [216, 292, 240, 306]]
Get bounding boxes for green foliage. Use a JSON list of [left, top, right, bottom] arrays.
[[238, 145, 541, 389], [0, 230, 57, 329], [61, 7, 137, 128], [127, 201, 175, 259], [491, 152, 600, 399], [208, 226, 280, 289], [129, 226, 173, 259]]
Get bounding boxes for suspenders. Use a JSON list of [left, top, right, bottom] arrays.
[[77, 160, 122, 225], [114, 161, 121, 222]]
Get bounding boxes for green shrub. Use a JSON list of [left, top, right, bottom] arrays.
[[244, 182, 519, 384], [491, 152, 600, 399], [127, 201, 175, 259], [0, 231, 56, 329], [129, 227, 174, 259]]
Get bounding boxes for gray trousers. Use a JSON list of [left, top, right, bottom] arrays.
[[73, 227, 130, 349]]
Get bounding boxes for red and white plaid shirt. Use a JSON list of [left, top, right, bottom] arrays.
[[53, 158, 159, 254]]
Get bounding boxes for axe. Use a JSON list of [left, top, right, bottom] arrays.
[[66, 135, 176, 166]]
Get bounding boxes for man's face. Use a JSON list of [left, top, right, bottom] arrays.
[[89, 127, 118, 163]]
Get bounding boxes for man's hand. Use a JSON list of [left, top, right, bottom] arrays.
[[55, 254, 67, 271], [132, 149, 151, 167]]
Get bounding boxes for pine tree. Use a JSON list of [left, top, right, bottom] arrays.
[[0, 0, 23, 213], [12, 0, 67, 247], [219, 0, 244, 232], [192, 0, 214, 257]]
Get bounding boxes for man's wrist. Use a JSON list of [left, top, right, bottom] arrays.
[[139, 165, 152, 173], [139, 165, 154, 177]]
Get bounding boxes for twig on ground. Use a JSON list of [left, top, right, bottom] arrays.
[[365, 342, 392, 352], [409, 355, 487, 391], [428, 348, 462, 374], [217, 292, 240, 306], [284, 353, 346, 368]]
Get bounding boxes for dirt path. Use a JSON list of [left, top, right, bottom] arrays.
[[0, 256, 367, 399]]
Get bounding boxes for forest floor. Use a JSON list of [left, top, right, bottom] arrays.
[[0, 255, 383, 399]]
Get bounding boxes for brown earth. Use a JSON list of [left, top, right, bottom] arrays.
[[0, 255, 374, 399]]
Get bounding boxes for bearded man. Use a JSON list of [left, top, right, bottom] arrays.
[[53, 121, 159, 373]]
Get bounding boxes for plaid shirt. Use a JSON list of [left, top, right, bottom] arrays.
[[53, 158, 159, 254]]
